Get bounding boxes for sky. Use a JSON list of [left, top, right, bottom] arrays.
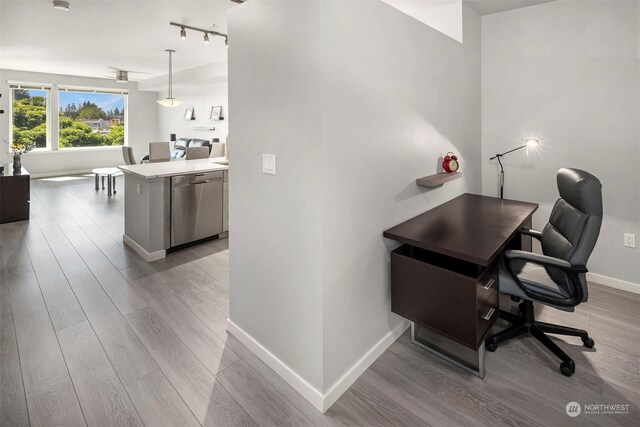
[[24, 89, 125, 113], [59, 91, 125, 112]]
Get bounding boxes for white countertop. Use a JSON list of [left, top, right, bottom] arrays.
[[118, 158, 229, 179]]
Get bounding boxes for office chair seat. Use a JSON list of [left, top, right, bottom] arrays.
[[499, 259, 574, 312]]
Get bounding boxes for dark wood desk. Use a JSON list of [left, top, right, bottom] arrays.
[[0, 166, 30, 224], [383, 193, 538, 377]]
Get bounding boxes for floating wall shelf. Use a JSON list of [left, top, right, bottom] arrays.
[[416, 172, 462, 188]]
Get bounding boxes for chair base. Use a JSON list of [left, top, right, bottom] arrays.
[[485, 300, 594, 377]]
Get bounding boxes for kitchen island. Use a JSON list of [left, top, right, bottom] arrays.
[[119, 158, 229, 261]]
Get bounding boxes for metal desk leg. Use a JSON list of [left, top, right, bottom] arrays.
[[411, 323, 486, 379], [107, 174, 113, 196], [101, 175, 105, 190], [95, 174, 99, 190], [112, 176, 117, 194]]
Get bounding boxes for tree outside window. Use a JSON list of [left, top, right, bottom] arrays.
[[59, 90, 126, 148], [12, 88, 49, 149]]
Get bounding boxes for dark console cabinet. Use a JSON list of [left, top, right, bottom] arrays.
[[0, 167, 30, 224]]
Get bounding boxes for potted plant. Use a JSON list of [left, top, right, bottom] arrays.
[[8, 140, 36, 172]]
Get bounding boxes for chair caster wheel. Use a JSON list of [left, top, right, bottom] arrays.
[[560, 361, 575, 377], [485, 340, 497, 352], [582, 337, 595, 348]]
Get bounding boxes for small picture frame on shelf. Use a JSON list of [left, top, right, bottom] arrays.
[[210, 106, 223, 120], [184, 108, 195, 120]]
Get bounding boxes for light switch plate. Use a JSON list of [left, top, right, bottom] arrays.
[[263, 154, 276, 175]]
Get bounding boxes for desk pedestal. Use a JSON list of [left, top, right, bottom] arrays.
[[411, 323, 486, 378]]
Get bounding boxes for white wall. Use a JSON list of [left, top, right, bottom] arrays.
[[228, 0, 325, 392], [156, 81, 228, 146], [319, 0, 481, 394], [0, 69, 159, 176], [140, 61, 229, 148], [481, 0, 640, 286], [228, 0, 480, 408]]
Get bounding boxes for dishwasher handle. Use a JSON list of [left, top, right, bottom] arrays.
[[188, 177, 222, 185]]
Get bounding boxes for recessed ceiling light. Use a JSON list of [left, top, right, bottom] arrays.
[[53, 0, 70, 11]]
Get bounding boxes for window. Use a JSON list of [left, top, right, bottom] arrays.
[[58, 89, 127, 148], [11, 86, 50, 150]]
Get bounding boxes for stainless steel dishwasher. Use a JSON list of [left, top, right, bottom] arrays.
[[171, 171, 223, 247]]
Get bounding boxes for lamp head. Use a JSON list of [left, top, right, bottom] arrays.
[[525, 138, 539, 147]]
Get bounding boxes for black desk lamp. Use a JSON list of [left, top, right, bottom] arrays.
[[490, 139, 538, 199]]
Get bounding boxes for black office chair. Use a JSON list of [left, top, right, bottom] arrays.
[[486, 168, 602, 377]]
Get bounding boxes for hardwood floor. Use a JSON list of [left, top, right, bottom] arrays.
[[1, 174, 638, 426]]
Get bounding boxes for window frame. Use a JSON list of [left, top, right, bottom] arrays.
[[9, 85, 52, 152]]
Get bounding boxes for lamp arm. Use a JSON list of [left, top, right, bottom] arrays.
[[490, 144, 527, 160]]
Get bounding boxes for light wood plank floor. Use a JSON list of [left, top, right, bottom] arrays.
[[1, 175, 638, 426]]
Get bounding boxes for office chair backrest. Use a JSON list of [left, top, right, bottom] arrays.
[[121, 146, 136, 165], [541, 168, 603, 300]]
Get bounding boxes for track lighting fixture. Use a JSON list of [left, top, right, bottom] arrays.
[[53, 0, 70, 11], [170, 22, 228, 46]]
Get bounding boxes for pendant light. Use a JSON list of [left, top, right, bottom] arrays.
[[157, 49, 184, 108]]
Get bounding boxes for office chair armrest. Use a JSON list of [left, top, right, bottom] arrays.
[[518, 228, 543, 240], [503, 250, 587, 307], [504, 250, 572, 269]]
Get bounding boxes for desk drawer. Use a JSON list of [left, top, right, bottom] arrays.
[[391, 245, 496, 349], [477, 289, 498, 343], [476, 268, 497, 305]]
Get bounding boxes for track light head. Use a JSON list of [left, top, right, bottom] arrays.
[[53, 0, 70, 11], [180, 27, 186, 39], [204, 33, 210, 44], [225, 36, 228, 47]]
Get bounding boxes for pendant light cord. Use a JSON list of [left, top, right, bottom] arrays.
[[168, 50, 173, 99]]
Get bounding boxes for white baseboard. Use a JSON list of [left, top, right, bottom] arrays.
[[226, 318, 410, 413], [588, 272, 640, 294], [226, 320, 325, 411], [123, 234, 166, 262], [321, 319, 410, 411], [29, 169, 92, 179]]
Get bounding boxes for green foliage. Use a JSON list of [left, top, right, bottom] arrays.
[[13, 97, 46, 128], [12, 91, 47, 148], [108, 125, 125, 146], [13, 89, 30, 101], [59, 115, 74, 129], [77, 103, 107, 120], [59, 121, 105, 147]]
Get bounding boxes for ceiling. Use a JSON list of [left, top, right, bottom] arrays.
[[464, 0, 555, 15], [0, 0, 235, 81], [0, 0, 556, 82]]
